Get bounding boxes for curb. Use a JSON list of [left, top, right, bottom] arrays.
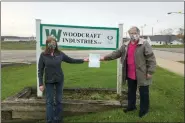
[[1, 62, 36, 68]]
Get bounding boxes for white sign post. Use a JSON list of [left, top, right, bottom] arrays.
[[117, 24, 123, 96], [36, 19, 43, 97], [36, 20, 123, 97]]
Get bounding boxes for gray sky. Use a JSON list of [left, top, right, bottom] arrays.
[[1, 2, 184, 37]]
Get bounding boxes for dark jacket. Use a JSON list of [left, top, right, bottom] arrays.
[[104, 38, 157, 86], [38, 51, 84, 86]]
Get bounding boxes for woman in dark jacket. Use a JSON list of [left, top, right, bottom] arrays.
[[38, 36, 88, 123]]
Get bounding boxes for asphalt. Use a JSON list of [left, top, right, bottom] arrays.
[[1, 49, 184, 76], [153, 48, 184, 54], [1, 49, 184, 62]]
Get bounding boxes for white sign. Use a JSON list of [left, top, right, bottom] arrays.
[[88, 54, 100, 68], [40, 24, 119, 50]]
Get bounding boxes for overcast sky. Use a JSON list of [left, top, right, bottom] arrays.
[[1, 2, 184, 37]]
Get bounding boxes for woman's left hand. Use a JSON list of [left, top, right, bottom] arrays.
[[146, 73, 152, 79], [83, 58, 89, 62]]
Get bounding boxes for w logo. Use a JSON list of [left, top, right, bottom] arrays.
[[45, 29, 62, 42]]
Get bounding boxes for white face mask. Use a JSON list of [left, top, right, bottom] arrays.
[[130, 34, 139, 41]]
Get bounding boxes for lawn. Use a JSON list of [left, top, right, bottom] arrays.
[[1, 41, 93, 50], [1, 41, 184, 50], [1, 61, 184, 122], [1, 41, 37, 50]]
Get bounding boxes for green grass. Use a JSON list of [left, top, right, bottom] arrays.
[[1, 61, 184, 122], [1, 41, 37, 50], [1, 61, 117, 100], [1, 41, 94, 50], [152, 44, 184, 48], [1, 41, 184, 50]]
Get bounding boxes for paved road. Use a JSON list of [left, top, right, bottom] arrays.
[[1, 50, 184, 76], [153, 48, 184, 54], [1, 50, 111, 63], [152, 50, 184, 62], [1, 50, 184, 63]]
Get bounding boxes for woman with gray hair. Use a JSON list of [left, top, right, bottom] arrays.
[[100, 26, 156, 118]]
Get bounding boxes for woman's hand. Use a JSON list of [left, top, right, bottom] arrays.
[[100, 56, 105, 61], [39, 85, 44, 92], [83, 58, 89, 62], [146, 73, 152, 79]]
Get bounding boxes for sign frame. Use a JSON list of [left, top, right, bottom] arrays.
[[40, 24, 119, 50]]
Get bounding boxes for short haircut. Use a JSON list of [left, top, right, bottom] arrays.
[[128, 26, 140, 35]]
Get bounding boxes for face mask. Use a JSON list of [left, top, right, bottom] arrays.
[[130, 34, 139, 41], [48, 43, 56, 49]]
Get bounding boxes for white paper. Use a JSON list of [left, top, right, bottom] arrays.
[[88, 54, 100, 68]]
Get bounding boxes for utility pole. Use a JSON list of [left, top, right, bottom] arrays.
[[167, 12, 184, 15], [141, 26, 143, 36], [141, 24, 146, 36]]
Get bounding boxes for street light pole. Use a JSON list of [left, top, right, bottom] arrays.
[[141, 24, 146, 36], [151, 20, 159, 36], [141, 26, 143, 36], [167, 12, 185, 14]]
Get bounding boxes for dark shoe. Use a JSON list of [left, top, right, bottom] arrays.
[[123, 107, 137, 113], [139, 110, 148, 118]]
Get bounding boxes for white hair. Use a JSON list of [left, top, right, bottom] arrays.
[[128, 26, 140, 35]]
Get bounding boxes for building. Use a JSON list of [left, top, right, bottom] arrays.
[[169, 40, 183, 45], [142, 35, 183, 45], [1, 36, 36, 42]]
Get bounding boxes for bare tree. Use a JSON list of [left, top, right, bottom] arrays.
[[161, 28, 174, 45], [176, 28, 184, 43], [159, 30, 164, 35], [163, 28, 173, 35], [160, 28, 173, 34]]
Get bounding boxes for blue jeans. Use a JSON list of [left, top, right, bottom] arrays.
[[45, 82, 63, 123]]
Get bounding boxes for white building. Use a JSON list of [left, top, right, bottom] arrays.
[[169, 40, 183, 45], [142, 35, 183, 45], [1, 36, 36, 42]]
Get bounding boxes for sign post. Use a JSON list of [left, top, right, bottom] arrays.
[[36, 19, 43, 97], [36, 20, 121, 97], [117, 24, 123, 96]]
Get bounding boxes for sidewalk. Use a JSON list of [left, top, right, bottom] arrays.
[[156, 57, 184, 76]]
